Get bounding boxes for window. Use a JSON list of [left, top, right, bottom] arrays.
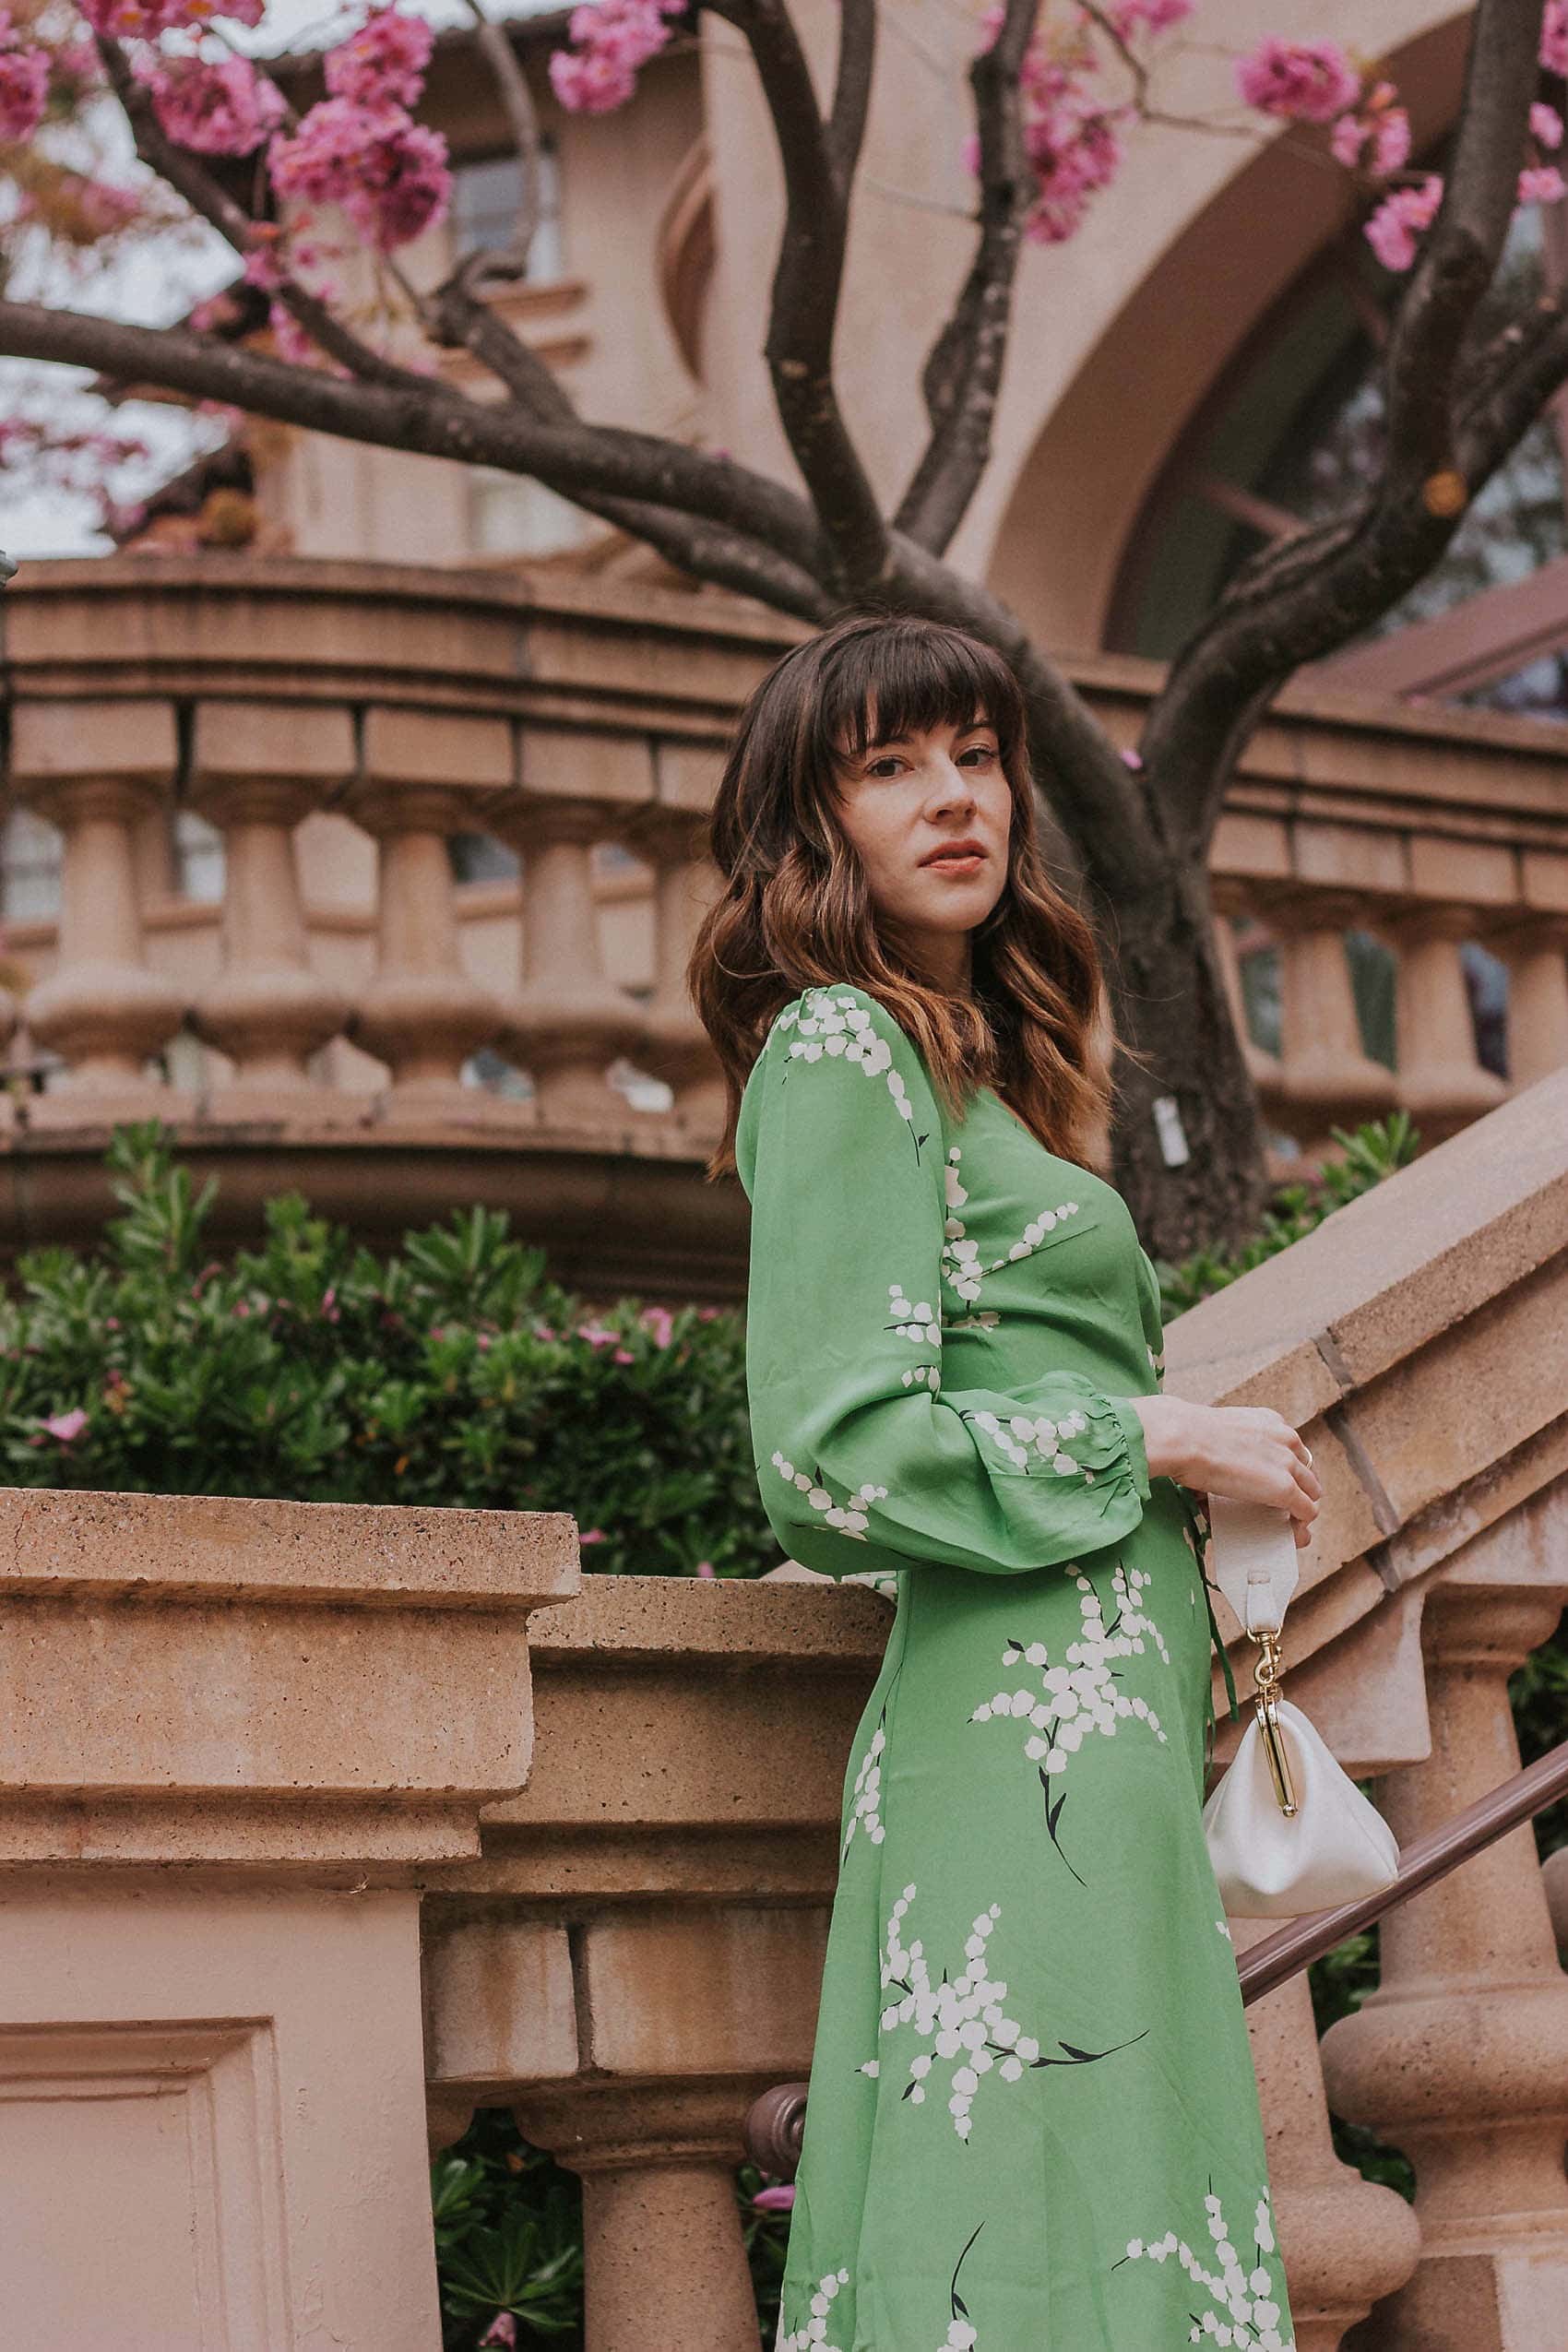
[[0, 808, 62, 921], [450, 145, 564, 282]]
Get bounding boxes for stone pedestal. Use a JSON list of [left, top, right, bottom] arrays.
[[0, 1486, 578, 2349]]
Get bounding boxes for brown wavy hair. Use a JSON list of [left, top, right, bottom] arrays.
[[688, 611, 1111, 1177]]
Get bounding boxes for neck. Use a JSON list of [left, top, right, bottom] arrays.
[[888, 923, 973, 995]]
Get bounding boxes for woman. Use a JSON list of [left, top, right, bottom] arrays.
[[689, 612, 1317, 2352]]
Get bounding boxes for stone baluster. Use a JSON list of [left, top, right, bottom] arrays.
[[10, 699, 186, 1119], [344, 710, 509, 1113], [187, 701, 352, 1111], [1262, 888, 1396, 1147], [1318, 1495, 1568, 2351], [1489, 912, 1568, 1089], [1385, 905, 1505, 1142], [428, 1902, 828, 2352], [629, 797, 724, 1137], [1210, 882, 1283, 1099], [495, 727, 650, 1126], [1229, 1917, 1419, 2352]]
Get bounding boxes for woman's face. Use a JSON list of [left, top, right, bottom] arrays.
[[831, 709, 1012, 981]]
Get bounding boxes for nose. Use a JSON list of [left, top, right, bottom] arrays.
[[926, 754, 977, 823]]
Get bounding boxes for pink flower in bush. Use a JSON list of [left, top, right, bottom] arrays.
[[478, 2318, 517, 2350], [143, 53, 284, 156], [0, 44, 48, 143], [1532, 101, 1564, 150], [1236, 38, 1360, 125], [612, 1347, 635, 1363], [576, 1321, 617, 1348], [1544, 0, 1568, 78], [695, 1559, 715, 1577], [578, 1526, 607, 1545], [1519, 164, 1567, 208], [324, 6, 434, 110], [640, 1305, 674, 1348], [42, 1408, 89, 1443], [752, 2183, 795, 2213], [268, 98, 450, 252], [1364, 172, 1443, 272]]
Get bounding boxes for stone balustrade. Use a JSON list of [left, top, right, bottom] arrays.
[[0, 562, 1564, 1290]]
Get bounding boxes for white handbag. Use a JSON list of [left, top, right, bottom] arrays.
[[1201, 1496, 1401, 1918]]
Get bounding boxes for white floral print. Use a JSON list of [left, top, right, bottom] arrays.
[[969, 1563, 1170, 1883], [782, 989, 923, 1155], [936, 2221, 984, 2350], [778, 2266, 849, 2352], [770, 1450, 886, 1539], [940, 1145, 1083, 1305], [1114, 2184, 1294, 2351], [888, 1282, 941, 1346], [841, 1719, 887, 1860], [869, 1883, 1146, 2139], [964, 1403, 1096, 1476]]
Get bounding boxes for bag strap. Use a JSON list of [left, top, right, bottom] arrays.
[[1206, 1494, 1301, 1638]]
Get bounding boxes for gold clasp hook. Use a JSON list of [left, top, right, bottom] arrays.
[[1251, 1628, 1297, 1816]]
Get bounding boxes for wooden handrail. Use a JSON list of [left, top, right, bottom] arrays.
[[742, 1734, 1568, 2179]]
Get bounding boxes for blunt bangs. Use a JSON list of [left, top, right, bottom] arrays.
[[809, 617, 1027, 779]]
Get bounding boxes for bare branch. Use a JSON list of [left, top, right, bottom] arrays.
[[1137, 0, 1543, 848], [705, 0, 889, 593], [894, 0, 1040, 553], [0, 297, 831, 571], [451, 0, 544, 297], [426, 274, 578, 422], [826, 0, 876, 181]]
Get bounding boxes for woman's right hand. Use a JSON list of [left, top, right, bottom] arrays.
[[1127, 1396, 1321, 1547]]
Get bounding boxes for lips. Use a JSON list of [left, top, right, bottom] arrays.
[[920, 839, 988, 869]]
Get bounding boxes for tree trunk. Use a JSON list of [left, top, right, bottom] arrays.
[[1100, 865, 1268, 1263]]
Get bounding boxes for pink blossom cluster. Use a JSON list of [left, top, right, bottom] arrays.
[[77, 0, 263, 38], [1532, 101, 1564, 151], [548, 0, 684, 116], [1519, 163, 1567, 208], [140, 53, 283, 154], [1364, 172, 1443, 273], [1328, 80, 1410, 179], [1101, 0, 1191, 36], [0, 6, 49, 144], [268, 90, 450, 251], [1543, 0, 1568, 79], [1234, 37, 1360, 125], [324, 5, 434, 110]]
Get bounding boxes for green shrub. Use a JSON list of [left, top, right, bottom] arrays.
[[0, 1123, 773, 1582]]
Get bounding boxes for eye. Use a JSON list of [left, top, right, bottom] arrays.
[[865, 754, 906, 779], [959, 741, 999, 766]]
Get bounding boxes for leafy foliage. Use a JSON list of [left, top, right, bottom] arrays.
[[0, 1123, 773, 1582], [1153, 1114, 1420, 1321]]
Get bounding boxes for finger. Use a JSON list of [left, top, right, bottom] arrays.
[[1291, 1517, 1313, 1549]]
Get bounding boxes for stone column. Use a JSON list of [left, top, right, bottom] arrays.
[[1386, 905, 1505, 1141], [10, 698, 185, 1120], [631, 807, 724, 1137], [187, 700, 352, 1111], [345, 708, 510, 1113], [1265, 889, 1396, 1146], [1489, 912, 1568, 1089], [1319, 1496, 1568, 2351], [497, 727, 653, 1126], [1230, 1918, 1420, 2352], [0, 1485, 579, 2351], [517, 2080, 764, 2352]]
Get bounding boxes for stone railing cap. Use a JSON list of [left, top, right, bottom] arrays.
[[0, 1487, 581, 1609]]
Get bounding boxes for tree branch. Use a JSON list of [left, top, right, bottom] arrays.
[[1137, 0, 1542, 848], [894, 0, 1040, 554], [826, 0, 876, 181], [0, 296, 833, 571], [450, 0, 544, 298], [706, 0, 889, 593]]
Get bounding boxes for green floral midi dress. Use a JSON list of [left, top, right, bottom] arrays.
[[736, 982, 1293, 2352]]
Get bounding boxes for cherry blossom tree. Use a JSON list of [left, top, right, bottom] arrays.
[[1, 0, 1565, 1252]]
